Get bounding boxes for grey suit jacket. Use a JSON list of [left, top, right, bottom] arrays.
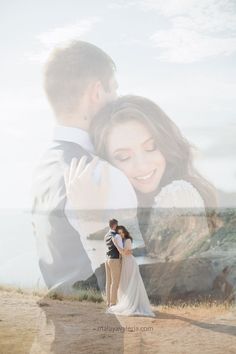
[[31, 140, 95, 293]]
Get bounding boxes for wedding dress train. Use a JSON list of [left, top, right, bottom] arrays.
[[106, 239, 155, 317]]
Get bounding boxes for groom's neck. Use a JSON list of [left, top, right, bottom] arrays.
[[57, 111, 92, 131], [56, 99, 95, 131], [59, 118, 90, 131]]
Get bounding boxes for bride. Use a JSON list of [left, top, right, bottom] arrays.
[[64, 94, 217, 309], [107, 225, 155, 317], [89, 95, 217, 260]]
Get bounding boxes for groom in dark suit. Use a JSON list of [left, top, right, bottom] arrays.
[[105, 219, 122, 306], [31, 41, 118, 294], [105, 219, 132, 307], [31, 40, 132, 354]]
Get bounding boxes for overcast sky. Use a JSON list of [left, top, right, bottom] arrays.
[[1, 0, 236, 208]]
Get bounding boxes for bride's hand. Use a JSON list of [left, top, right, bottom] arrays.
[[64, 155, 110, 210]]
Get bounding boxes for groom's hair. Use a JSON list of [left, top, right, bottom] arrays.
[[109, 219, 118, 228], [44, 40, 116, 118]]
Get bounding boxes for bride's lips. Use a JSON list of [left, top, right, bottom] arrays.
[[133, 169, 157, 185]]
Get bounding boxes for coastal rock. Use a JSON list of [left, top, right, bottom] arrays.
[[75, 209, 236, 304]]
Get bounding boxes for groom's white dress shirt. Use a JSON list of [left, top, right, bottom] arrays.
[[53, 125, 140, 276], [53, 125, 95, 153], [110, 230, 124, 251]]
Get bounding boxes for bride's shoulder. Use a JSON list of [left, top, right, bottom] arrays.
[[154, 179, 205, 208]]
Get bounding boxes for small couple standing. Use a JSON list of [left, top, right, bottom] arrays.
[[105, 219, 155, 317]]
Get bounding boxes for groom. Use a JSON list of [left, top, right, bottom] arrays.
[[32, 40, 138, 293], [105, 219, 131, 307], [30, 40, 139, 354]]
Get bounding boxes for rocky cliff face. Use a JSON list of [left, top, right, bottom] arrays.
[[139, 256, 236, 304], [138, 208, 236, 303], [75, 208, 236, 304]]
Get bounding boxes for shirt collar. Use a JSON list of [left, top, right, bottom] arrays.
[[53, 125, 94, 153]]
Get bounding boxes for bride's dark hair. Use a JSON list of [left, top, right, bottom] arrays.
[[90, 95, 217, 209], [116, 226, 133, 242]]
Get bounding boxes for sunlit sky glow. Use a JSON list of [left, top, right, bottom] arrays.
[[1, 0, 236, 208]]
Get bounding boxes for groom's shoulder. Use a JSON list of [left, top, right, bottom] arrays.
[[49, 141, 90, 163], [105, 230, 116, 238], [113, 233, 121, 240], [37, 141, 91, 168]]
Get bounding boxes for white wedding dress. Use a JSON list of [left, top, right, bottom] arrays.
[[106, 238, 155, 317]]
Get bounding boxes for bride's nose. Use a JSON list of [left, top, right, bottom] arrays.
[[132, 153, 151, 173]]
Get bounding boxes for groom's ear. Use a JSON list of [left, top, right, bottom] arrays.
[[89, 80, 103, 104]]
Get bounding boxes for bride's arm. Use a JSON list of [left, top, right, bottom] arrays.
[[112, 237, 131, 256]]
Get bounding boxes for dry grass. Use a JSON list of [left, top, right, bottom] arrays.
[[159, 299, 234, 310], [47, 288, 104, 303], [0, 284, 235, 308], [0, 284, 103, 303], [0, 284, 48, 297]]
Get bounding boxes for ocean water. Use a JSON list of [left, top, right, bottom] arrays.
[[0, 209, 155, 289], [0, 209, 45, 289]]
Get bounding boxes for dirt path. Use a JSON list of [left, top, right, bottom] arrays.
[[0, 290, 236, 354]]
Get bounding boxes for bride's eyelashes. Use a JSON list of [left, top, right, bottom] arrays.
[[113, 145, 158, 162], [114, 154, 131, 162]]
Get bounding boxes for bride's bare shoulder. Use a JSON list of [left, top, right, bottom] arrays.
[[154, 179, 205, 208]]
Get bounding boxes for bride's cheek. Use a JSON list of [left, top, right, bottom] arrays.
[[113, 160, 130, 174], [121, 164, 133, 179], [157, 153, 166, 170]]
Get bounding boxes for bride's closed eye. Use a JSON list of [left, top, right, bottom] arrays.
[[112, 139, 158, 162], [114, 154, 131, 162], [144, 138, 157, 152]]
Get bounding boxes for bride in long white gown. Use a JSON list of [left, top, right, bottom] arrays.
[[106, 226, 155, 317]]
